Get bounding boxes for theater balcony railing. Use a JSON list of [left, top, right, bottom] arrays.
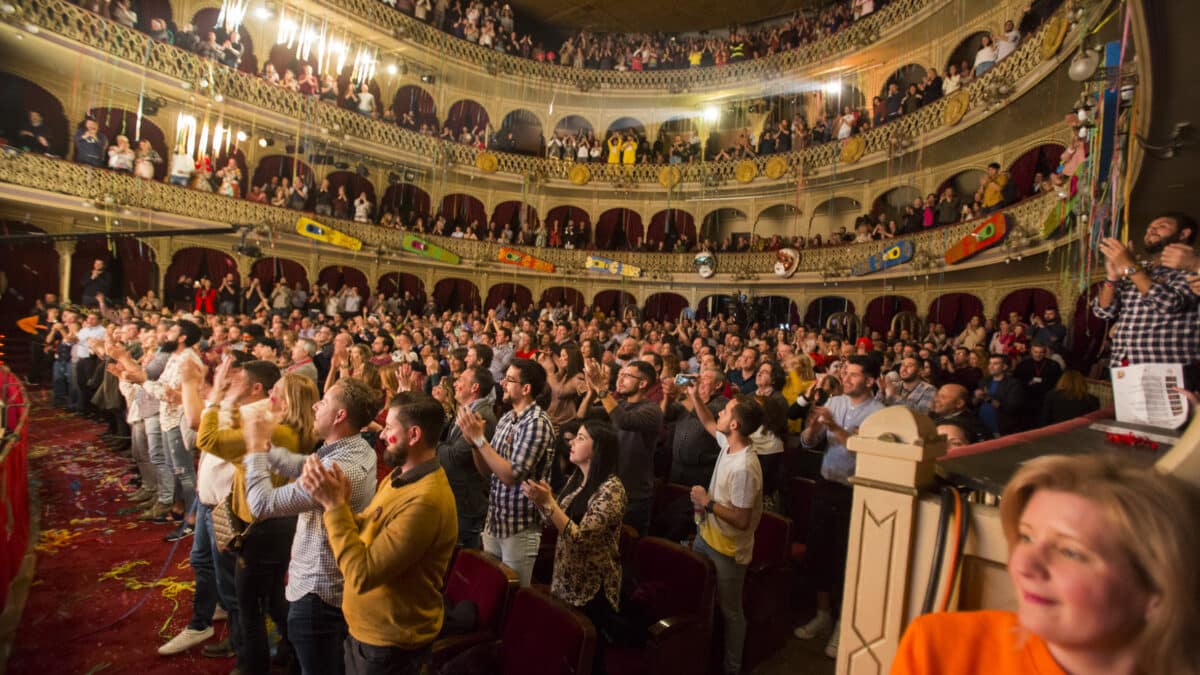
[[0, 150, 1061, 282], [8, 0, 1088, 187]]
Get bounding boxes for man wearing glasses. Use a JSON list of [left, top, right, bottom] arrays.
[[583, 359, 663, 535], [455, 358, 555, 587]]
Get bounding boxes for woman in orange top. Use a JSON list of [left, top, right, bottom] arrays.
[[892, 454, 1200, 675]]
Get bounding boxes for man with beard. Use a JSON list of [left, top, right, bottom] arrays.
[[301, 392, 457, 675], [1094, 213, 1200, 384], [437, 366, 497, 549], [877, 355, 936, 415]]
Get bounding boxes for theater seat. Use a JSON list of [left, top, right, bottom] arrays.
[[787, 476, 816, 562], [533, 523, 640, 587], [740, 512, 794, 671], [605, 536, 716, 675], [499, 587, 596, 675], [430, 548, 519, 669]]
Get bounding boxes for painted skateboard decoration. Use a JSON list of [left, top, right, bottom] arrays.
[[296, 216, 362, 251], [850, 240, 914, 276], [402, 232, 460, 264], [944, 213, 1008, 264], [498, 247, 555, 273], [585, 255, 643, 278]]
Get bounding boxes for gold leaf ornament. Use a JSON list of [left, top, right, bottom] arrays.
[[475, 151, 499, 172], [569, 163, 591, 185], [839, 135, 865, 164], [764, 156, 789, 179], [941, 90, 969, 127], [658, 165, 681, 189], [1041, 15, 1068, 61], [734, 160, 758, 183]]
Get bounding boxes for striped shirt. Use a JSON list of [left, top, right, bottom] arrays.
[[244, 433, 377, 605], [484, 403, 555, 538]]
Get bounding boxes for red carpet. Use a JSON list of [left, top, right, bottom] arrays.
[[9, 392, 232, 674]]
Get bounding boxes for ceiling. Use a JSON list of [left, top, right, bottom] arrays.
[[505, 0, 822, 34]]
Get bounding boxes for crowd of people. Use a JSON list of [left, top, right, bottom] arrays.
[[19, 210, 1200, 673]]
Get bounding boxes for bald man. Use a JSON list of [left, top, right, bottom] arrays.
[[930, 384, 982, 443]]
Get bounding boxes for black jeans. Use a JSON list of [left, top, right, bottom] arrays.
[[236, 516, 297, 675], [623, 496, 653, 537], [290, 593, 348, 675], [344, 637, 428, 675], [805, 479, 853, 607]]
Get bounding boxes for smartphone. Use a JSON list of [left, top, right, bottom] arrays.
[[675, 373, 698, 386]]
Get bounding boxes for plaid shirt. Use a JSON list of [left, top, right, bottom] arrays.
[[484, 403, 555, 538], [1092, 264, 1200, 367], [244, 433, 377, 605], [877, 379, 937, 415]]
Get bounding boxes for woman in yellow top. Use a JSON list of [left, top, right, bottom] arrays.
[[781, 351, 816, 434], [606, 131, 622, 164], [891, 454, 1200, 675], [621, 135, 638, 165]]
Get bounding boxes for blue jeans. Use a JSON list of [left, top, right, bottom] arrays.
[[693, 535, 748, 675], [290, 593, 348, 675], [52, 360, 71, 407], [237, 517, 297, 674], [482, 526, 541, 588], [67, 359, 81, 411], [169, 175, 189, 186], [189, 503, 240, 645], [163, 425, 196, 511], [457, 513, 484, 550], [143, 415, 174, 505]]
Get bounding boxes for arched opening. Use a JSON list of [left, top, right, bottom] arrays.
[[544, 206, 592, 247], [0, 74, 69, 157], [881, 64, 928, 98], [134, 0, 172, 33], [755, 204, 802, 242], [552, 114, 594, 141], [872, 186, 923, 228], [1006, 143, 1067, 201], [377, 272, 426, 306], [379, 183, 432, 221], [647, 209, 696, 251], [324, 170, 376, 215], [595, 208, 643, 251], [812, 196, 862, 238], [593, 290, 638, 317], [1071, 282, 1109, 370], [643, 292, 689, 322], [701, 208, 749, 246], [760, 94, 805, 142], [945, 31, 991, 76], [444, 99, 490, 141], [335, 71, 382, 116], [660, 115, 699, 158], [251, 257, 309, 294], [253, 154, 316, 209], [820, 82, 866, 120], [164, 247, 238, 310], [85, 107, 169, 180], [927, 292, 984, 336], [439, 193, 487, 232], [265, 44, 318, 86], [540, 287, 584, 314], [936, 169, 987, 200], [191, 8, 258, 74], [433, 278, 480, 312], [492, 201, 539, 240], [0, 222, 57, 330], [496, 109, 544, 156], [70, 238, 157, 302], [317, 265, 369, 299], [998, 288, 1058, 323], [485, 283, 532, 312], [863, 295, 917, 334], [392, 85, 438, 131], [753, 296, 802, 328], [805, 296, 856, 329], [605, 117, 646, 138]]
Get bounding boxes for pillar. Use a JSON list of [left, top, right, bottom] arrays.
[[55, 240, 73, 302], [836, 406, 946, 675]]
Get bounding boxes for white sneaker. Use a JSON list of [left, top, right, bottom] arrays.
[[157, 626, 214, 655], [824, 621, 841, 659], [212, 606, 228, 622], [793, 611, 833, 640]]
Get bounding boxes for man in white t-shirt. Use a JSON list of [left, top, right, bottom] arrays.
[[687, 389, 764, 675]]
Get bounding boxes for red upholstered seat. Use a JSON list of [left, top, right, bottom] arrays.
[[498, 587, 596, 675], [787, 477, 816, 563], [741, 512, 795, 671], [431, 548, 519, 669]]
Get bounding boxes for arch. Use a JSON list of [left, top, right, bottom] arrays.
[[605, 117, 645, 138], [648, 209, 697, 250], [997, 288, 1058, 323], [871, 185, 923, 226], [881, 63, 928, 98], [335, 73, 383, 116], [945, 31, 991, 75], [444, 99, 490, 139], [0, 74, 69, 157], [324, 170, 377, 206], [253, 154, 316, 208], [1006, 143, 1067, 201], [485, 283, 532, 312], [544, 205, 592, 230], [392, 85, 438, 130], [643, 292, 689, 322], [754, 204, 802, 240], [660, 115, 698, 138], [595, 208, 644, 250], [377, 272, 426, 305], [752, 296, 802, 328], [593, 290, 637, 316], [0, 221, 57, 328], [191, 8, 258, 74], [433, 278, 480, 312], [1071, 282, 1109, 369], [805, 296, 856, 329], [85, 106, 169, 180], [380, 183, 432, 219], [936, 168, 987, 199], [539, 287, 584, 314], [134, 0, 172, 32], [552, 114, 594, 138], [812, 196, 863, 236], [701, 207, 749, 244], [265, 44, 318, 84], [164, 247, 238, 310], [492, 200, 539, 234], [251, 257, 308, 293], [440, 193, 487, 231], [927, 292, 983, 336], [863, 295, 917, 334], [497, 108, 544, 156], [317, 265, 368, 298], [820, 82, 866, 119], [760, 94, 805, 136]]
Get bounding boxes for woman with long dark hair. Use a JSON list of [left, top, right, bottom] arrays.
[[521, 419, 626, 674]]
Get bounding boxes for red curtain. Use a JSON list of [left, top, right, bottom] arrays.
[[1071, 282, 1110, 370], [997, 288, 1057, 323], [165, 246, 239, 286], [1006, 144, 1065, 201], [804, 297, 856, 329], [192, 8, 258, 74], [863, 295, 917, 334], [440, 194, 486, 230], [545, 206, 592, 238], [927, 293, 983, 335], [0, 368, 30, 610], [593, 290, 637, 315], [214, 146, 250, 199], [596, 209, 642, 250], [433, 278, 480, 311], [643, 293, 689, 322], [326, 171, 376, 204], [445, 100, 490, 135], [392, 86, 438, 129], [492, 201, 539, 231], [317, 265, 368, 298], [70, 238, 154, 302], [0, 74, 69, 157], [134, 0, 172, 31], [540, 287, 584, 314], [381, 184, 431, 218], [485, 283, 532, 311], [378, 273, 426, 303], [647, 209, 696, 248], [0, 222, 57, 328], [86, 107, 169, 180], [267, 44, 318, 79], [251, 257, 308, 292], [253, 155, 316, 208]]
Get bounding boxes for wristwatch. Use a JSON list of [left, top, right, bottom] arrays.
[[704, 500, 715, 514], [595, 389, 610, 399], [1121, 265, 1142, 278]]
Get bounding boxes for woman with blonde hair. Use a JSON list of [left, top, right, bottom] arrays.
[[893, 453, 1200, 675]]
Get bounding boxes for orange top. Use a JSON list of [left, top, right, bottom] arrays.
[[891, 610, 1066, 675]]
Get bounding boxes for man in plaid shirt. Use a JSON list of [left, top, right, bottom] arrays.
[[455, 358, 555, 587], [877, 355, 936, 415], [1093, 213, 1200, 378]]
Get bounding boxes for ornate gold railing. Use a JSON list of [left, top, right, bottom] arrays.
[[10, 0, 1085, 187], [318, 0, 940, 90], [0, 150, 1057, 278]]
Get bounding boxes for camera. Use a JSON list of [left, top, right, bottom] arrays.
[[813, 388, 830, 407], [674, 373, 698, 386]]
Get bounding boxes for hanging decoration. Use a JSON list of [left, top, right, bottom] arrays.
[[475, 151, 499, 172], [941, 90, 969, 127], [658, 165, 681, 189], [568, 164, 591, 185], [764, 156, 789, 180], [694, 252, 716, 278], [734, 160, 757, 183], [839, 135, 865, 163], [773, 248, 800, 277]]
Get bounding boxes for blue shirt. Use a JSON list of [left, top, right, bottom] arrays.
[[802, 394, 884, 485]]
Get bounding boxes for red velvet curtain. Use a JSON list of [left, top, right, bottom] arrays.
[[440, 194, 486, 230], [1007, 144, 1065, 201], [381, 184, 431, 218], [253, 154, 316, 208], [267, 44, 318, 80], [392, 86, 438, 129], [997, 288, 1057, 323], [445, 100, 490, 135], [0, 367, 30, 610], [1071, 282, 1110, 370], [86, 107, 169, 180], [643, 293, 689, 321], [545, 206, 592, 239], [804, 297, 856, 329], [540, 287, 584, 314], [863, 295, 917, 334], [165, 247, 239, 286], [326, 171, 376, 205], [647, 209, 696, 248], [0, 74, 69, 157], [492, 201, 539, 231], [0, 222, 57, 327], [593, 290, 637, 316], [317, 265, 368, 298], [433, 278, 480, 311], [378, 273, 426, 303], [251, 257, 308, 292], [596, 209, 642, 250], [485, 283, 532, 311], [927, 293, 983, 335], [70, 238, 155, 301]]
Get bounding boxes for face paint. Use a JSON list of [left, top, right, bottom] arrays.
[[387, 434, 399, 445]]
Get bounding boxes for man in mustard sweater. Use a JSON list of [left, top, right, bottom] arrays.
[[300, 392, 458, 675]]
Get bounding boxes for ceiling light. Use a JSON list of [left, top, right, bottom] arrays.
[[236, 131, 248, 142], [823, 81, 842, 94], [702, 106, 720, 123], [386, 63, 398, 76], [254, 5, 272, 19]]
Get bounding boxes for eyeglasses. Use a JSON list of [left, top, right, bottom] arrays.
[[502, 376, 523, 385], [618, 372, 645, 381]]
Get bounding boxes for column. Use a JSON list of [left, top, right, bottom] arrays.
[[55, 240, 74, 303], [836, 406, 946, 675]]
